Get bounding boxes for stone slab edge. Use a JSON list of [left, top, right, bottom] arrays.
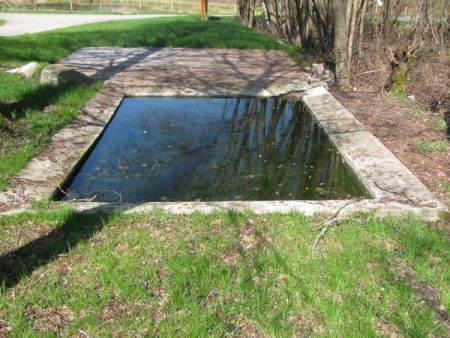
[[0, 85, 448, 220]]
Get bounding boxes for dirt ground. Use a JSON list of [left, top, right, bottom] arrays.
[[332, 90, 450, 211]]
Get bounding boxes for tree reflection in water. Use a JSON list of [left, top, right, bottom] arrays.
[[62, 97, 369, 202]]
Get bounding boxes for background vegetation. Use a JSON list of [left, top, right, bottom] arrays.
[[236, 0, 449, 133]]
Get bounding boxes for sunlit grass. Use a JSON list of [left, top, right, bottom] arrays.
[[0, 210, 448, 336], [0, 16, 299, 66], [0, 69, 102, 189]]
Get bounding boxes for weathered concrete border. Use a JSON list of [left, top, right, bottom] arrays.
[[66, 87, 447, 220], [0, 48, 447, 219]]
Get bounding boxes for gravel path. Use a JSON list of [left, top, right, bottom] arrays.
[[0, 12, 177, 36]]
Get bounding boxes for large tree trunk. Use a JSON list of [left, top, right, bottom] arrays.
[[237, 0, 256, 27], [333, 0, 352, 91], [242, 0, 367, 91]]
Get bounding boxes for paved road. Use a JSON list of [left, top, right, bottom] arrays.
[[0, 12, 177, 36]]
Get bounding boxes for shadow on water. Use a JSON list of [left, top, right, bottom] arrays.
[[0, 207, 114, 290]]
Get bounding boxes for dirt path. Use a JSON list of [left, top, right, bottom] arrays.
[[0, 13, 178, 36]]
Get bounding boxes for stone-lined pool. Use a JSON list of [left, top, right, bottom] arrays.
[[58, 97, 370, 203]]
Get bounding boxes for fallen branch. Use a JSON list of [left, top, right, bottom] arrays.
[[312, 198, 363, 254]]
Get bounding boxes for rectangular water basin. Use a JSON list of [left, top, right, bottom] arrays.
[[58, 97, 371, 203]]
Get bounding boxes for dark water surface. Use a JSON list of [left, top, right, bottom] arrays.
[[61, 97, 370, 202]]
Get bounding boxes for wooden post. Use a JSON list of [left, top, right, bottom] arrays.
[[200, 0, 208, 21]]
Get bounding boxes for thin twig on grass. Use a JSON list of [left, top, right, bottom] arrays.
[[312, 198, 363, 254], [78, 328, 92, 338]]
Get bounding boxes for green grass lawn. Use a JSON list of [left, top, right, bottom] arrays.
[[0, 16, 297, 66], [0, 209, 449, 336], [0, 15, 449, 337]]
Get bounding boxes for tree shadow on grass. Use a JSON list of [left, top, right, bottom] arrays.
[[0, 208, 114, 290]]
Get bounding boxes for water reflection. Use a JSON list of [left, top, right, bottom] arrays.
[[62, 97, 369, 202]]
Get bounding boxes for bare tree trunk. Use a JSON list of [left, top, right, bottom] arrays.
[[356, 0, 368, 69], [347, 0, 358, 62], [238, 0, 257, 28], [261, 0, 272, 32], [334, 0, 352, 90], [248, 0, 256, 28]]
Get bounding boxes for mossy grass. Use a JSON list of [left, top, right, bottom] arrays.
[[0, 210, 449, 336], [414, 139, 449, 154], [434, 114, 448, 132], [438, 180, 450, 194]]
